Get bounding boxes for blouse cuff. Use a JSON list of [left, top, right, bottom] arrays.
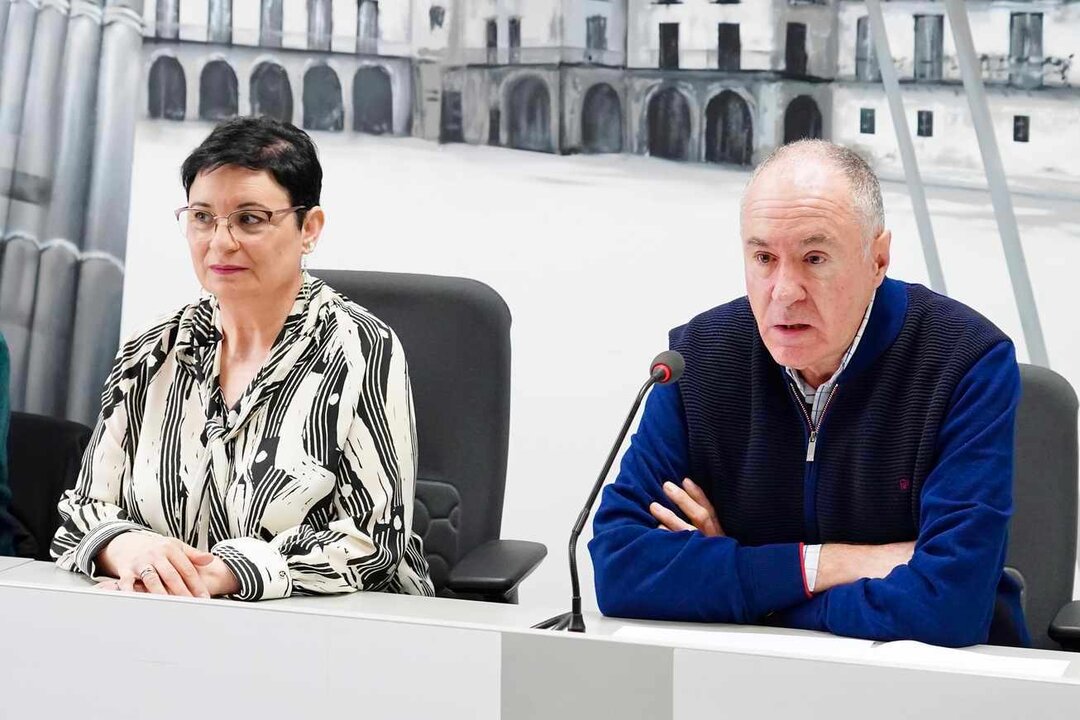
[[75, 520, 148, 578], [212, 538, 292, 601]]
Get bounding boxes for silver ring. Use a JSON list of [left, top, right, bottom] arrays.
[[139, 566, 157, 579]]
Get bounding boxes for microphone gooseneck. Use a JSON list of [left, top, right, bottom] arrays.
[[533, 351, 685, 633]]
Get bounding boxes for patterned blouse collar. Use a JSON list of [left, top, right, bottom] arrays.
[[175, 272, 329, 436], [176, 272, 323, 353]]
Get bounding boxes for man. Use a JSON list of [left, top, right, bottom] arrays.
[[589, 140, 1028, 647]]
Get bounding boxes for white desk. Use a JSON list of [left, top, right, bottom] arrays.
[[0, 556, 31, 573], [0, 561, 1076, 719]]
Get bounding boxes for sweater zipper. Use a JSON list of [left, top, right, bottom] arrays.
[[788, 383, 840, 463]]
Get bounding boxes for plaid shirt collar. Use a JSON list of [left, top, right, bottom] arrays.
[[786, 288, 877, 407]]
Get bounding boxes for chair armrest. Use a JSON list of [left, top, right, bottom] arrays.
[[1049, 600, 1080, 652], [445, 539, 547, 603]]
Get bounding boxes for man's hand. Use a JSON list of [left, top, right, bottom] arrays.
[[814, 541, 916, 593], [650, 479, 725, 537]]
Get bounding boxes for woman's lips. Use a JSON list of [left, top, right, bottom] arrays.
[[210, 265, 245, 275]]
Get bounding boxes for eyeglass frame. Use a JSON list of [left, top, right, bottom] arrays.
[[174, 205, 308, 241]]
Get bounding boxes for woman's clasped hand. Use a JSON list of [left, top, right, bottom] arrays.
[[93, 532, 239, 598]]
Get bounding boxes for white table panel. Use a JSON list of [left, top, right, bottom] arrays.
[[0, 565, 502, 720], [502, 631, 673, 720], [2, 562, 1078, 720], [0, 556, 31, 573], [674, 647, 1080, 720]]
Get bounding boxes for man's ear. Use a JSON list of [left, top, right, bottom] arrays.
[[872, 229, 891, 284]]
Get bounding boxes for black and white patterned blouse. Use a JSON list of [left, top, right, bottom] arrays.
[[51, 274, 434, 600]]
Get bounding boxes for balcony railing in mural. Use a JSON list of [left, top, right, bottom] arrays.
[[147, 24, 408, 58], [457, 46, 627, 67], [981, 55, 1074, 89], [846, 54, 1074, 89]]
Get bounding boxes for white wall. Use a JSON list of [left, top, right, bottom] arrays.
[[833, 0, 1080, 182], [628, 0, 777, 70], [178, 0, 209, 42], [832, 84, 1080, 181], [330, 0, 359, 53], [412, 0, 453, 57], [231, 0, 261, 46], [460, 0, 561, 52], [564, 0, 629, 63], [281, 0, 309, 49], [837, 0, 1080, 85], [125, 120, 1080, 612]]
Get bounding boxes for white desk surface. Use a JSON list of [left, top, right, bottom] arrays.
[[1, 560, 1072, 671], [1, 561, 1077, 719], [0, 556, 32, 573]]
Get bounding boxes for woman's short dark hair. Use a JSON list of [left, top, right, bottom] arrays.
[[181, 116, 322, 225]]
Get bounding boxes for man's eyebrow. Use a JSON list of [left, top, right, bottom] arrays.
[[745, 235, 834, 247]]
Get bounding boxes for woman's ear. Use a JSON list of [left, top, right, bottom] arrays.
[[300, 206, 325, 253]]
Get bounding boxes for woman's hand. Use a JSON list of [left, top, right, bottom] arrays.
[[94, 555, 240, 597], [195, 556, 241, 597], [95, 532, 217, 598]]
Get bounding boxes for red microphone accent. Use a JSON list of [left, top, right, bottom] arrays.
[[653, 364, 672, 384]]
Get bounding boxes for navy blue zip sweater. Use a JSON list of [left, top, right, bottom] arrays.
[[589, 278, 1029, 647]]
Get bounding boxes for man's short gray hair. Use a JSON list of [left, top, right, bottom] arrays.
[[743, 140, 885, 247]]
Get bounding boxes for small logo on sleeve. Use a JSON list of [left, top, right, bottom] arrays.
[[899, 478, 911, 491]]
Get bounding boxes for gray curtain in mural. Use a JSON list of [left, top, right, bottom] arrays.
[[0, 0, 144, 426]]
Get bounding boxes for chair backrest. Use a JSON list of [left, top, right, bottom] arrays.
[[1009, 364, 1079, 649], [311, 270, 512, 593], [7, 412, 92, 560]]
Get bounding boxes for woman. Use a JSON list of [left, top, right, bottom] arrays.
[[51, 117, 433, 600]]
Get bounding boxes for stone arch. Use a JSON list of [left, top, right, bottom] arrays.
[[199, 59, 238, 121], [646, 85, 691, 160], [783, 95, 823, 144], [303, 63, 344, 132], [704, 90, 753, 165], [250, 61, 292, 124], [506, 75, 552, 153], [581, 83, 623, 154], [353, 65, 393, 134], [148, 55, 186, 120]]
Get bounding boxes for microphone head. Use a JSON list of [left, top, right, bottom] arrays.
[[650, 350, 685, 385]]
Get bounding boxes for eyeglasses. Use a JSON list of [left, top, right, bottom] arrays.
[[175, 206, 306, 241]]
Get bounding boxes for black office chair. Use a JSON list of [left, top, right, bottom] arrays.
[[312, 269, 547, 603], [1009, 364, 1080, 650], [6, 411, 92, 560]]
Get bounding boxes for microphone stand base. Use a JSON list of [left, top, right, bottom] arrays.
[[532, 611, 586, 632]]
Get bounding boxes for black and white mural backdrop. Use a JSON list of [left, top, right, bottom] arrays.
[[0, 4, 1078, 606]]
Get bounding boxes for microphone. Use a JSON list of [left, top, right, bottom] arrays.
[[534, 350, 685, 632]]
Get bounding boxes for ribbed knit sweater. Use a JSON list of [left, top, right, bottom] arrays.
[[589, 277, 1029, 647]]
